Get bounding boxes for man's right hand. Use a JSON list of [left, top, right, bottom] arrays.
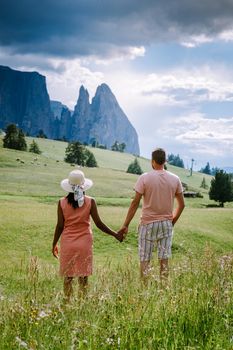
[[118, 226, 128, 240], [114, 231, 124, 242]]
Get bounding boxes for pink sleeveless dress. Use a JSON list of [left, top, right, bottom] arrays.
[[59, 196, 93, 277]]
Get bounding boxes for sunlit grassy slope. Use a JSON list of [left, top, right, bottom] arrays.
[[0, 135, 232, 264], [29, 136, 211, 180], [0, 136, 213, 198], [0, 135, 232, 265], [0, 136, 233, 349]]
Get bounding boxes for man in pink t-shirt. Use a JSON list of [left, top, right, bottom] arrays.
[[119, 148, 185, 283]]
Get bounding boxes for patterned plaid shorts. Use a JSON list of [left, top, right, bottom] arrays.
[[138, 220, 173, 261]]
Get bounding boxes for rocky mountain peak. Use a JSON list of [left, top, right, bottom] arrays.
[[79, 85, 89, 99], [95, 83, 113, 95], [92, 83, 118, 112], [73, 85, 90, 114], [71, 83, 140, 154]]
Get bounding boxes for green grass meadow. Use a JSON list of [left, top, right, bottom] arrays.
[[0, 137, 232, 349]]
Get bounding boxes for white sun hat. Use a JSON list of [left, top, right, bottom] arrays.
[[61, 170, 93, 192]]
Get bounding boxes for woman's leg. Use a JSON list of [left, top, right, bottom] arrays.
[[64, 276, 73, 301], [78, 276, 88, 297]]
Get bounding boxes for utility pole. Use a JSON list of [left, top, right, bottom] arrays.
[[190, 158, 194, 176]]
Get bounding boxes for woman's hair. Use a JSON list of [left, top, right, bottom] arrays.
[[66, 192, 79, 209]]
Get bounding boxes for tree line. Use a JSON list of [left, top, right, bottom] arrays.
[[199, 161, 222, 176], [2, 124, 233, 206], [3, 124, 41, 154]]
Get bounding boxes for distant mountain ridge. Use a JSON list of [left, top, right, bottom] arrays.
[[0, 65, 140, 155], [0, 65, 54, 138]]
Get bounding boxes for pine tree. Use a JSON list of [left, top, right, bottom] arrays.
[[85, 149, 98, 167], [200, 162, 211, 175], [127, 158, 143, 175], [118, 143, 126, 153], [209, 170, 233, 207], [17, 129, 27, 151], [111, 141, 119, 151], [200, 177, 208, 189], [167, 153, 184, 168], [37, 129, 47, 138], [111, 141, 126, 152], [3, 124, 18, 149], [3, 124, 27, 151], [29, 140, 41, 154], [64, 142, 86, 165]]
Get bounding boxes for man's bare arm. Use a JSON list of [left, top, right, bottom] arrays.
[[119, 191, 142, 234], [172, 192, 185, 226], [90, 198, 123, 241]]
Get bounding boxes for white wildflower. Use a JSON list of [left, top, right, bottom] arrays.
[[106, 337, 114, 345], [99, 294, 107, 301], [15, 336, 28, 349], [38, 310, 49, 318]]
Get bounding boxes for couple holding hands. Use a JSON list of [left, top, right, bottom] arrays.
[[52, 148, 185, 300]]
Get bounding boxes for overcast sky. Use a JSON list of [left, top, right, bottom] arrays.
[[1, 0, 233, 169]]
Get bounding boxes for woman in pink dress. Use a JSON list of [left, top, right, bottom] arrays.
[[52, 170, 123, 300]]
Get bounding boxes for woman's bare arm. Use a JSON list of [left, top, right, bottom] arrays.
[[118, 191, 142, 236], [90, 198, 123, 241], [52, 201, 64, 257]]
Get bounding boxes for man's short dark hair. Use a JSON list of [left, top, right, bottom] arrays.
[[152, 148, 166, 165]]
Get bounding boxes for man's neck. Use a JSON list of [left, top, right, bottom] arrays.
[[151, 160, 165, 170], [154, 165, 164, 170], [153, 163, 164, 171]]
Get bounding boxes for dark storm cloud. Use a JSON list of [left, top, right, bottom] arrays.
[[1, 0, 233, 57]]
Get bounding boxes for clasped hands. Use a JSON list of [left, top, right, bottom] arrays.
[[115, 225, 128, 242]]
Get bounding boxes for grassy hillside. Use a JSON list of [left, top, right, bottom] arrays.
[[0, 136, 233, 349], [30, 136, 213, 182], [0, 135, 232, 261], [1, 136, 213, 195]]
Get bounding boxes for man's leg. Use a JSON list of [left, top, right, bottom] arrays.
[[140, 261, 151, 285], [159, 258, 169, 281], [157, 221, 173, 284], [138, 223, 154, 285]]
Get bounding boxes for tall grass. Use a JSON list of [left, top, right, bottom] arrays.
[[0, 248, 232, 349], [1, 137, 233, 349]]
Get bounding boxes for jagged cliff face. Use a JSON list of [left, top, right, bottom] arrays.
[[71, 86, 92, 142], [0, 66, 54, 137], [0, 65, 140, 155], [72, 84, 140, 155], [50, 100, 72, 140]]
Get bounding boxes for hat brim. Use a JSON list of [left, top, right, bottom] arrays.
[[61, 178, 93, 192]]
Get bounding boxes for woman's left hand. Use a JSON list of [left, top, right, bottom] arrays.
[[52, 245, 59, 259]]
